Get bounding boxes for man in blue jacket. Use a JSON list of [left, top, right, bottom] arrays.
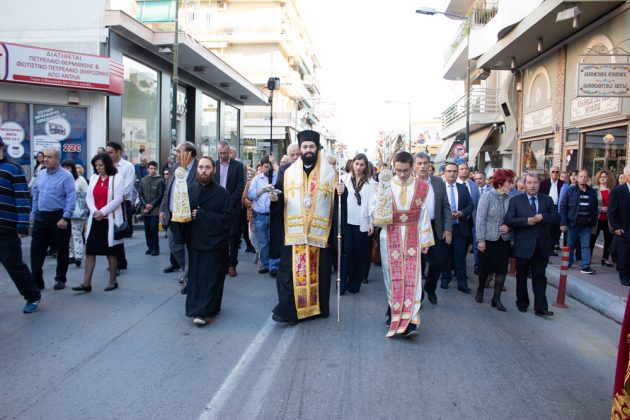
[[559, 169, 598, 274]]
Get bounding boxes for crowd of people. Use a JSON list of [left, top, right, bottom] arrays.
[[2, 132, 630, 339]]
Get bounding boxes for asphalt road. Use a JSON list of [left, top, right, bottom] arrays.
[[0, 235, 620, 419]]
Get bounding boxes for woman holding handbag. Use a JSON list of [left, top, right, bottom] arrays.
[[72, 152, 124, 293], [62, 160, 89, 267]]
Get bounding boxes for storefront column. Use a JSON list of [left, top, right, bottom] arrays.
[[554, 46, 567, 169]]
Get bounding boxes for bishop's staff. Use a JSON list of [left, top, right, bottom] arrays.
[[333, 142, 345, 325]]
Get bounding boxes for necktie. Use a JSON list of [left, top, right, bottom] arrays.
[[449, 184, 458, 224], [530, 196, 537, 214], [479, 187, 483, 195]]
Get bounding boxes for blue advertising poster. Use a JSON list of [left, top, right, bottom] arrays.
[[0, 101, 31, 169], [32, 104, 88, 170]]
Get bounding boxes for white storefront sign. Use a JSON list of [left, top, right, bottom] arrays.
[[578, 63, 630, 97], [523, 106, 553, 133], [570, 97, 621, 122]]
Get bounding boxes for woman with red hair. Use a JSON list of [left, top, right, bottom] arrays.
[[475, 169, 516, 311]]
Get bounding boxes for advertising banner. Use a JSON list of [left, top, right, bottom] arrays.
[[0, 42, 123, 95], [0, 101, 31, 167], [32, 105, 88, 169]]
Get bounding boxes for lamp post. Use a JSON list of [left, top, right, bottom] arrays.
[[267, 77, 281, 153], [384, 100, 412, 152], [416, 7, 471, 165]]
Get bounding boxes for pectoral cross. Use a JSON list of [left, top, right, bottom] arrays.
[[287, 179, 299, 198]]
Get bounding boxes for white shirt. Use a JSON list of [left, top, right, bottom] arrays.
[[456, 178, 472, 196], [342, 174, 372, 231], [549, 179, 559, 205], [115, 158, 135, 200], [446, 182, 459, 210]]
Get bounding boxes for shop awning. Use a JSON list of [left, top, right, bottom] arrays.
[[477, 0, 625, 71], [243, 126, 287, 141], [434, 137, 456, 164], [104, 10, 268, 106], [468, 126, 495, 162]]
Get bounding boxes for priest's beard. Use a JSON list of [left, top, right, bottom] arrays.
[[302, 150, 318, 166], [197, 172, 213, 185]]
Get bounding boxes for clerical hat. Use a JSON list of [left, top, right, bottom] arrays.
[[297, 130, 320, 147]]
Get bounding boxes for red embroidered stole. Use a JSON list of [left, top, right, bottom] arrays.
[[386, 179, 428, 337], [612, 290, 630, 418]]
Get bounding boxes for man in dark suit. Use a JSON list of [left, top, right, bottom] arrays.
[[414, 152, 452, 304], [441, 162, 474, 293], [539, 166, 564, 253], [457, 162, 481, 274], [608, 165, 630, 286], [159, 142, 199, 284], [505, 172, 559, 316], [216, 140, 245, 277]]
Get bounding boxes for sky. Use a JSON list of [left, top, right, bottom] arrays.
[[298, 0, 463, 155]]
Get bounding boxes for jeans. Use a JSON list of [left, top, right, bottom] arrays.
[[253, 213, 271, 269], [143, 215, 160, 252], [569, 226, 592, 269]]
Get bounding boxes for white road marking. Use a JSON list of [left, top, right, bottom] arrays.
[[198, 318, 296, 419]]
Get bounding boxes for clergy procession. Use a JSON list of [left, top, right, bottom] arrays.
[[5, 129, 609, 338]]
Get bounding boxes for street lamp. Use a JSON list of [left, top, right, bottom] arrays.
[[416, 7, 471, 165], [384, 100, 412, 152]]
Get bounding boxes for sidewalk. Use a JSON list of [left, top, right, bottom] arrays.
[[539, 244, 627, 323]]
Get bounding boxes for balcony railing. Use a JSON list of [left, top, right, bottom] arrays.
[[444, 3, 499, 62], [441, 88, 500, 128]]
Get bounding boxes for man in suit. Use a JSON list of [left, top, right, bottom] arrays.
[[216, 140, 245, 277], [505, 172, 559, 316], [159, 142, 199, 283], [608, 165, 630, 286], [441, 162, 474, 293], [457, 162, 481, 274], [414, 152, 452, 304], [539, 166, 564, 254]]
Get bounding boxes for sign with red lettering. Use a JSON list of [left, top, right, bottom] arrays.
[[0, 42, 123, 95]]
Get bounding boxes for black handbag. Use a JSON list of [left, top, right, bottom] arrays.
[[112, 175, 132, 240]]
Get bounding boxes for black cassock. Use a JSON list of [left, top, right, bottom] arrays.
[[184, 181, 233, 318], [271, 163, 345, 322]]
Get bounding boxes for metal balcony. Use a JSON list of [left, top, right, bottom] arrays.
[[441, 88, 502, 139], [443, 4, 499, 62]]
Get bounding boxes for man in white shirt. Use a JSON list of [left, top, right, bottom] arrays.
[[539, 166, 564, 254], [107, 142, 136, 271]]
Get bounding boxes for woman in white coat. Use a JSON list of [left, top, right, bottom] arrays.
[[72, 152, 124, 293], [340, 153, 376, 294]]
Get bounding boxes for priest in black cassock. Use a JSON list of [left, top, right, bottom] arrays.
[[184, 156, 233, 327], [270, 130, 346, 323]]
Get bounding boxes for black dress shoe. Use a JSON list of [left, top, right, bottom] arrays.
[[440, 284, 449, 290], [180, 285, 187, 295], [163, 265, 178, 273], [68, 257, 76, 264], [457, 287, 472, 294], [550, 251, 558, 257], [258, 268, 270, 274], [245, 247, 256, 253], [517, 307, 527, 313], [145, 250, 152, 255], [428, 294, 437, 305], [602, 260, 614, 267], [272, 313, 297, 325], [71, 284, 92, 293], [104, 282, 118, 291], [473, 268, 479, 275], [475, 289, 483, 303], [404, 324, 418, 338], [270, 268, 278, 278], [151, 251, 160, 256], [75, 258, 81, 267], [361, 278, 369, 284], [53, 281, 65, 290], [535, 309, 554, 316], [621, 279, 630, 287]]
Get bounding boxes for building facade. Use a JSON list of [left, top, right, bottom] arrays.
[[0, 0, 267, 176]]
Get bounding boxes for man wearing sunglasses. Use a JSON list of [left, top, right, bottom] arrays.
[[540, 166, 564, 255]]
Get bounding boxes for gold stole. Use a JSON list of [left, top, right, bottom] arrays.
[[284, 158, 336, 319]]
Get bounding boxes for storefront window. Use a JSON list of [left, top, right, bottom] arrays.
[[200, 94, 218, 158], [521, 138, 553, 176], [583, 127, 627, 182], [224, 105, 239, 148], [122, 57, 159, 164]]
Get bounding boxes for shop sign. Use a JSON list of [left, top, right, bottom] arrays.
[[0, 42, 123, 95], [578, 63, 630, 97], [0, 102, 30, 165], [33, 105, 88, 169], [570, 96, 621, 123], [523, 106, 553, 133]]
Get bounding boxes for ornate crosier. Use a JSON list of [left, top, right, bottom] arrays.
[[171, 148, 193, 223], [332, 141, 345, 325]]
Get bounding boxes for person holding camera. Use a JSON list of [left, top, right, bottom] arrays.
[[559, 169, 598, 274], [247, 155, 279, 276]]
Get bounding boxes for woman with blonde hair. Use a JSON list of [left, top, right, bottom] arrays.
[[591, 169, 614, 267]]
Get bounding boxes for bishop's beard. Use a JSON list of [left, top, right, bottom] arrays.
[[197, 172, 213, 185], [302, 151, 318, 166]]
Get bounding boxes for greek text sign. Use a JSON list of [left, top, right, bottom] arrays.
[[0, 42, 123, 95], [570, 97, 621, 122], [523, 106, 553, 133], [578, 63, 630, 97]]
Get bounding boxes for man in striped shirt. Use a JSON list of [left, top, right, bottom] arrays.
[[0, 137, 41, 313]]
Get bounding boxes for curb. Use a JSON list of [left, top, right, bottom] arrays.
[[546, 264, 626, 324]]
